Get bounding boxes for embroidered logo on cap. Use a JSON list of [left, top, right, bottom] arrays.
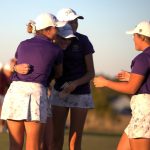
[[65, 10, 73, 16]]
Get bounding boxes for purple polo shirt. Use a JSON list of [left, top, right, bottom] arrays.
[[131, 46, 150, 94], [12, 35, 63, 87], [54, 32, 95, 94]]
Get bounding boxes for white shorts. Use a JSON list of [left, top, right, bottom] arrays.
[[1, 81, 51, 123], [125, 94, 150, 138], [50, 88, 94, 108]]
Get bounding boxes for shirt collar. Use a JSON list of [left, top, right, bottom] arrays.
[[35, 34, 52, 42], [143, 46, 150, 54]]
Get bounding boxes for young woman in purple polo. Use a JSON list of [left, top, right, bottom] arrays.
[[10, 23, 78, 150], [1, 13, 65, 150], [50, 8, 95, 150], [94, 21, 150, 150]]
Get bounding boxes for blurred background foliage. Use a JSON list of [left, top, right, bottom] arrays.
[[91, 75, 129, 116]]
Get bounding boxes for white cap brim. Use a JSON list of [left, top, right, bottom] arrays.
[[67, 15, 84, 21], [58, 33, 76, 39], [64, 34, 77, 39], [126, 30, 135, 35], [126, 21, 150, 37], [76, 15, 84, 19], [55, 21, 66, 27]]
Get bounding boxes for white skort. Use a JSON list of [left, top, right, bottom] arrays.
[[125, 94, 150, 138], [1, 81, 51, 123]]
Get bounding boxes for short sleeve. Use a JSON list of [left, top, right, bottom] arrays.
[[15, 42, 23, 59], [131, 54, 150, 76], [82, 36, 95, 55], [15, 51, 18, 59], [55, 49, 63, 65]]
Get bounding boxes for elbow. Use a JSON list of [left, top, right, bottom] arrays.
[[128, 88, 138, 95], [128, 91, 136, 95]]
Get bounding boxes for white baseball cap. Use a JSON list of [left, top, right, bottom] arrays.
[[34, 13, 66, 31], [58, 24, 76, 39], [126, 21, 150, 37], [57, 8, 84, 22]]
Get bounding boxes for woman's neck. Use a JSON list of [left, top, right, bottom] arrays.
[[36, 33, 52, 41], [141, 43, 150, 51]]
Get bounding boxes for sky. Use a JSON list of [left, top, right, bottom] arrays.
[[0, 0, 150, 76]]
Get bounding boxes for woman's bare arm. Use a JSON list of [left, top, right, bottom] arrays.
[[94, 73, 144, 94]]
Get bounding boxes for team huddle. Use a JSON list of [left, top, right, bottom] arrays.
[[0, 7, 150, 150]]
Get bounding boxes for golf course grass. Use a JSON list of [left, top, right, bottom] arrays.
[[0, 131, 120, 150]]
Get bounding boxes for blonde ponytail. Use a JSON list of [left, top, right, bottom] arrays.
[[27, 20, 36, 34]]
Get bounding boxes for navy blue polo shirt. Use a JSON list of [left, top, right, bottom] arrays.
[[12, 35, 63, 87], [54, 32, 94, 94]]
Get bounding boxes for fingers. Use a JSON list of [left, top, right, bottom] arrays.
[[117, 71, 130, 81], [117, 72, 125, 78], [21, 64, 30, 74], [23, 64, 30, 70], [93, 77, 101, 87], [15, 64, 31, 74], [59, 90, 69, 99], [60, 82, 70, 90], [61, 82, 73, 93], [63, 82, 70, 89], [93, 76, 106, 88], [93, 76, 102, 83]]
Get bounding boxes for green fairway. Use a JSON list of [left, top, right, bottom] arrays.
[[0, 132, 120, 150], [64, 132, 120, 150]]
